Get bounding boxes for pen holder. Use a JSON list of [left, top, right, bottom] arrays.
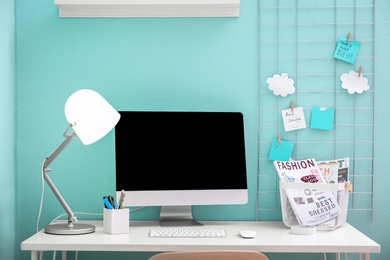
[[103, 208, 129, 235]]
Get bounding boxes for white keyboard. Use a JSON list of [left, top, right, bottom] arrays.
[[149, 229, 227, 238]]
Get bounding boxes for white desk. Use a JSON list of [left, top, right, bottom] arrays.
[[21, 221, 380, 260]]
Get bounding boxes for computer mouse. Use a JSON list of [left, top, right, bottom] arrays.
[[239, 229, 256, 239]]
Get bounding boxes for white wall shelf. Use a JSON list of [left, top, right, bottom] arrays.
[[54, 0, 240, 18]]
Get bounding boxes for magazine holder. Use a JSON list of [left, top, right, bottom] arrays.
[[279, 181, 350, 230]]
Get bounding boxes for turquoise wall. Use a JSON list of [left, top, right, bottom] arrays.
[[12, 1, 390, 260], [0, 0, 15, 260]]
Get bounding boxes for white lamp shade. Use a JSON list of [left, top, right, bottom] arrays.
[[64, 89, 121, 145]]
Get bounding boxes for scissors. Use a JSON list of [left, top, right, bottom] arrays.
[[108, 195, 116, 209], [103, 196, 116, 209]]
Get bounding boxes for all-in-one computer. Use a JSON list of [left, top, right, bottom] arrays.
[[115, 111, 248, 226]]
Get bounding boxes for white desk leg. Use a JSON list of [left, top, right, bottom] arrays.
[[364, 253, 370, 260], [336, 253, 340, 260], [61, 251, 67, 260], [31, 251, 38, 260]]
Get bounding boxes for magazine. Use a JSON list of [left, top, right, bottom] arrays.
[[318, 157, 349, 184], [317, 158, 349, 228], [274, 158, 342, 226]]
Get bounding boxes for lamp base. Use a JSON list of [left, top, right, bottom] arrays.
[[44, 223, 95, 235]]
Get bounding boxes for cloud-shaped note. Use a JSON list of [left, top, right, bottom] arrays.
[[340, 71, 370, 94], [267, 73, 295, 97]]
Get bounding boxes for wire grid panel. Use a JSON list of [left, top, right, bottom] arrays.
[[257, 0, 375, 222]]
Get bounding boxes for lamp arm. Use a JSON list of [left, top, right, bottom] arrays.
[[43, 171, 77, 225], [43, 125, 76, 169], [42, 125, 78, 226]]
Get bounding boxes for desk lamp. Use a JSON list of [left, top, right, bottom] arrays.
[[42, 89, 120, 235]]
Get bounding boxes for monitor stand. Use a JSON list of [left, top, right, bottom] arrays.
[[159, 205, 203, 227]]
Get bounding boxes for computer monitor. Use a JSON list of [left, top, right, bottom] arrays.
[[115, 111, 248, 226]]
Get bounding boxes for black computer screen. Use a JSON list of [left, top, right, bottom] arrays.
[[115, 111, 247, 192]]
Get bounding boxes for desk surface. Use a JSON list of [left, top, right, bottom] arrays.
[[21, 221, 380, 254]]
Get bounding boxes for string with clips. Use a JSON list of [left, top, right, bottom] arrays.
[[357, 65, 363, 78], [276, 100, 295, 147], [348, 32, 363, 78]]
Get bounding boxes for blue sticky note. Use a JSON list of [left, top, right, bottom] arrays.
[[310, 106, 335, 131], [268, 138, 294, 161], [333, 37, 360, 64]]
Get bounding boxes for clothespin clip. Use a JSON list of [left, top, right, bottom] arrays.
[[347, 32, 351, 44], [358, 66, 363, 78], [277, 135, 281, 146], [345, 181, 353, 192], [290, 100, 294, 112]]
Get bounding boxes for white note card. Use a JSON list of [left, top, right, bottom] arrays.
[[281, 106, 307, 132]]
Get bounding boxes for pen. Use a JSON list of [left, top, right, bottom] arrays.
[[119, 190, 126, 209]]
